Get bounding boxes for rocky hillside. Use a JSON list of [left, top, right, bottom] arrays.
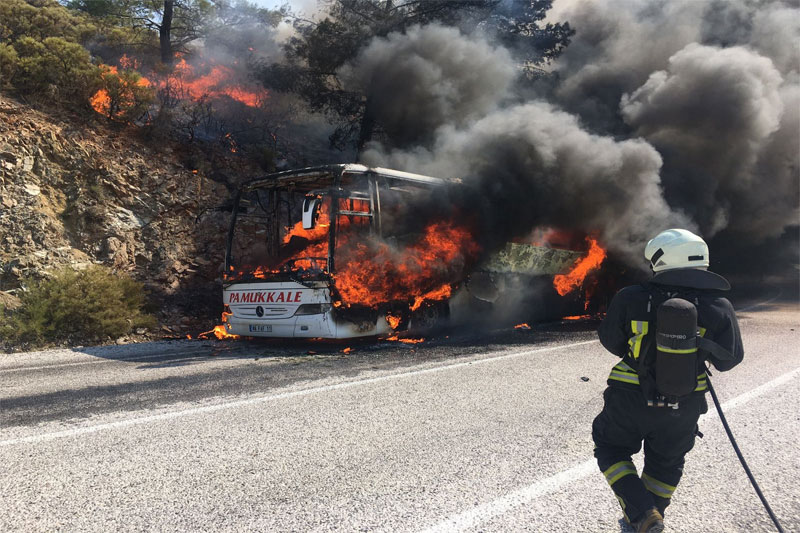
[[0, 93, 257, 338]]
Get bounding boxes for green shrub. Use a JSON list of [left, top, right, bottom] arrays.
[[1, 266, 156, 348], [0, 43, 19, 87], [12, 36, 102, 100], [0, 0, 97, 44]]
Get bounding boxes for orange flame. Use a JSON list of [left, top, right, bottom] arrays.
[[90, 56, 268, 118], [227, 195, 481, 330], [333, 220, 479, 308], [172, 59, 266, 107], [119, 54, 140, 70], [514, 323, 531, 330], [410, 284, 452, 311], [553, 238, 607, 296], [386, 314, 402, 330], [283, 199, 331, 245], [199, 311, 240, 340], [563, 315, 591, 321], [90, 64, 152, 117], [89, 89, 111, 115], [230, 217, 479, 314], [384, 335, 425, 344]]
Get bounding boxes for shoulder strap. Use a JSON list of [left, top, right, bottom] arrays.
[[697, 337, 735, 360], [648, 283, 735, 361]]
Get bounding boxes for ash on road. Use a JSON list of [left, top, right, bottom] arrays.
[[1, 298, 798, 532]]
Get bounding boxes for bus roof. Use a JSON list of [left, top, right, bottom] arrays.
[[242, 164, 459, 191]]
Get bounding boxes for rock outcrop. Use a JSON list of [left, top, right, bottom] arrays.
[[0, 94, 255, 336]]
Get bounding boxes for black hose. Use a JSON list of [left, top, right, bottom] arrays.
[[706, 374, 785, 533]]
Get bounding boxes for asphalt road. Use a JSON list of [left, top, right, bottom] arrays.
[[1, 296, 798, 532]]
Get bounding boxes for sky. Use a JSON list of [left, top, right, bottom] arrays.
[[255, 0, 319, 15]]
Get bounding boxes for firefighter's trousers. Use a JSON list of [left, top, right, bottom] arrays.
[[592, 386, 705, 523]]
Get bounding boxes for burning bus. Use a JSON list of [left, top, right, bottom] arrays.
[[220, 164, 597, 339]]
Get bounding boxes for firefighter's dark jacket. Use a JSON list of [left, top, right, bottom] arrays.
[[598, 271, 744, 393]]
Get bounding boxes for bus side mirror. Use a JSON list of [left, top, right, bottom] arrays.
[[302, 196, 321, 230]]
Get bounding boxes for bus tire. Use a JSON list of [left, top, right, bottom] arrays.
[[409, 300, 450, 333]]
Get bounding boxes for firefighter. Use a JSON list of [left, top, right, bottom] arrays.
[[592, 229, 744, 533]]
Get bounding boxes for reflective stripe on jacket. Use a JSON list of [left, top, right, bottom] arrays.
[[608, 360, 709, 392]]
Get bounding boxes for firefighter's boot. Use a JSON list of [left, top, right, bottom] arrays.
[[631, 508, 664, 533], [652, 495, 670, 518]]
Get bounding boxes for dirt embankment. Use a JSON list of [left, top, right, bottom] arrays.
[[0, 94, 256, 339]]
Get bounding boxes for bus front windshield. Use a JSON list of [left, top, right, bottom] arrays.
[[226, 176, 374, 284]]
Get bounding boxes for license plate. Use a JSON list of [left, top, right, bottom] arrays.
[[249, 324, 272, 333]]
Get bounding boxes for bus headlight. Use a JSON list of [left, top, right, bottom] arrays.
[[293, 304, 332, 316]]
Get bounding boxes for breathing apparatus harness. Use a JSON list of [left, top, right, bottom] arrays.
[[632, 281, 785, 532], [637, 287, 733, 409]]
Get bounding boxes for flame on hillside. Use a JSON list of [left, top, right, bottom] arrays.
[[90, 56, 267, 118], [90, 65, 152, 118], [171, 58, 266, 107]]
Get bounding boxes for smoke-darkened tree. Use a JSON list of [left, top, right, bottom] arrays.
[[490, 0, 574, 71], [67, 0, 212, 64], [124, 0, 214, 64], [258, 0, 573, 154], [69, 0, 281, 65]]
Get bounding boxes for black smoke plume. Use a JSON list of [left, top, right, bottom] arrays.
[[547, 0, 799, 275], [350, 24, 689, 264], [337, 1, 800, 277]]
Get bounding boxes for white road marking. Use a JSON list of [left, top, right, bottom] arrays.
[[705, 366, 800, 416], [418, 365, 800, 533], [419, 459, 599, 533], [0, 340, 599, 447]]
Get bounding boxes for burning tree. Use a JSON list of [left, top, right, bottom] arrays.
[[91, 63, 155, 121]]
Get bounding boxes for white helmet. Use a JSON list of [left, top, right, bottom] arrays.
[[645, 229, 709, 272]]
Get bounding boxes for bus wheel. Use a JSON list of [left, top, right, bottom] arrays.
[[409, 300, 450, 333]]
